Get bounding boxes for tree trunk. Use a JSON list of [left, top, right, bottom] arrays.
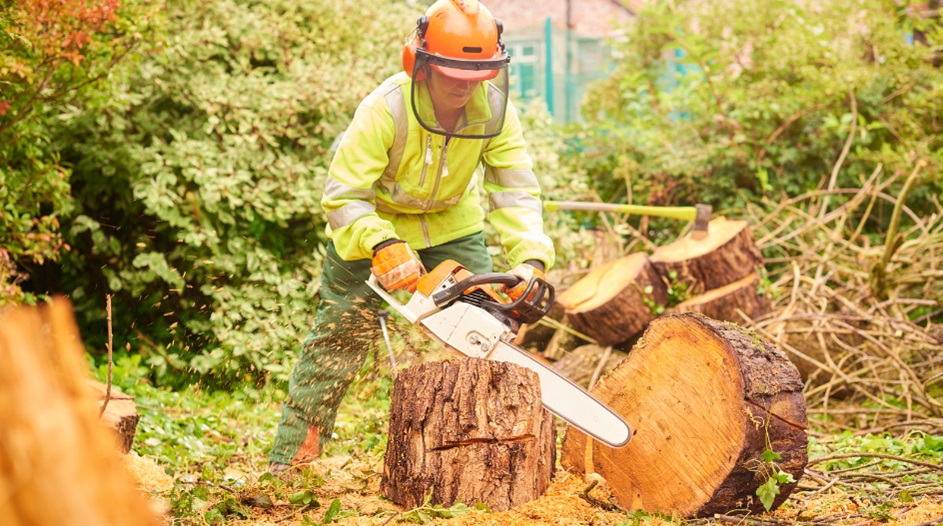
[[88, 381, 141, 454], [557, 253, 667, 346], [651, 217, 763, 294], [672, 273, 771, 323], [381, 358, 556, 512], [561, 312, 808, 518], [0, 298, 162, 526]]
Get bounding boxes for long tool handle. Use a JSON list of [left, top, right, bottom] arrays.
[[377, 310, 397, 377], [544, 200, 698, 221]]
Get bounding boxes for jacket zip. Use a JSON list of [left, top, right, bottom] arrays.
[[417, 135, 433, 187], [419, 135, 451, 247], [426, 135, 450, 211]]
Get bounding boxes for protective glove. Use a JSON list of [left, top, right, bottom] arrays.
[[501, 260, 546, 302], [371, 239, 424, 293]]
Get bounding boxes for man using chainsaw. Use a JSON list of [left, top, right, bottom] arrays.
[[269, 0, 555, 475]]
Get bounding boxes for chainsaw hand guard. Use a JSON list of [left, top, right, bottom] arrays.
[[431, 273, 554, 325]]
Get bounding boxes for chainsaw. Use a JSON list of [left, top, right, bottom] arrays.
[[367, 260, 631, 448]]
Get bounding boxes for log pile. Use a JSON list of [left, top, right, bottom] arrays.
[[556, 253, 666, 346], [381, 358, 555, 512], [650, 216, 764, 295], [545, 216, 771, 352], [0, 298, 161, 526]]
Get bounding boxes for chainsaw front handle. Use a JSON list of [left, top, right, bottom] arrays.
[[432, 273, 555, 325]]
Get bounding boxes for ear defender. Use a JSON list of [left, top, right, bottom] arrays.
[[402, 16, 430, 79], [495, 19, 505, 52]]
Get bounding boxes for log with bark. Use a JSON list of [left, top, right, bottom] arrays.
[[381, 358, 555, 512], [0, 298, 161, 526], [650, 217, 764, 295], [88, 380, 141, 454], [672, 273, 771, 324], [561, 312, 808, 518], [556, 253, 667, 347]]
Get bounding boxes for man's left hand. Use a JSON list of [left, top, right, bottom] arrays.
[[501, 260, 545, 301]]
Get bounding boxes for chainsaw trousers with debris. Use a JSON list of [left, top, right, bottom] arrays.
[[269, 232, 493, 466]]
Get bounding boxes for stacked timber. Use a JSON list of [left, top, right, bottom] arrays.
[[554, 216, 770, 349], [654, 216, 769, 324], [673, 273, 771, 323], [0, 298, 161, 526], [555, 253, 667, 347]]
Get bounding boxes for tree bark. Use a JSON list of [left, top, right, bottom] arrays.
[[651, 217, 763, 294], [672, 273, 771, 324], [0, 298, 162, 526], [557, 253, 667, 346], [561, 312, 808, 518], [381, 358, 556, 512], [89, 381, 141, 454]]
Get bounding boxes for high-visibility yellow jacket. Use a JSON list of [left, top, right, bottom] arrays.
[[323, 72, 555, 269]]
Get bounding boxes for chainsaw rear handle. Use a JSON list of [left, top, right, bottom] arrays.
[[431, 273, 555, 325]]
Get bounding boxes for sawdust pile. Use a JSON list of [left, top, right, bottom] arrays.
[[303, 471, 667, 526], [124, 452, 175, 494]]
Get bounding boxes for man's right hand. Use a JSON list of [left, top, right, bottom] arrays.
[[371, 240, 424, 293]]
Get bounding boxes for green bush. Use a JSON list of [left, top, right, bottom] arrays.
[[571, 0, 943, 227], [57, 0, 416, 387], [0, 0, 147, 305]]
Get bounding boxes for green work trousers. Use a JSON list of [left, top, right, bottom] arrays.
[[270, 232, 493, 465]]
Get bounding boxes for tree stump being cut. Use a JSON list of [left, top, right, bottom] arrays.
[[673, 273, 771, 324], [0, 298, 162, 526], [651, 217, 763, 295], [381, 358, 555, 512], [561, 312, 808, 518], [557, 253, 667, 347]]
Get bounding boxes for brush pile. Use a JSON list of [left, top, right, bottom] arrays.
[[746, 166, 943, 433]]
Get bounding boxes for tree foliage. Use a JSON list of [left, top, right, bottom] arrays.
[[0, 0, 148, 304], [572, 0, 942, 225], [55, 0, 415, 386]]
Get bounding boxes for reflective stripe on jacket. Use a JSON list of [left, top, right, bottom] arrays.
[[322, 72, 555, 269]]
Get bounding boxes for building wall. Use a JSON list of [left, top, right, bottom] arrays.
[[488, 0, 633, 123]]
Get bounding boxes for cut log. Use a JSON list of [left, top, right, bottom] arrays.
[[672, 273, 771, 323], [650, 217, 763, 294], [0, 298, 162, 526], [88, 381, 141, 454], [381, 358, 555, 512], [557, 253, 667, 347], [561, 312, 808, 518]]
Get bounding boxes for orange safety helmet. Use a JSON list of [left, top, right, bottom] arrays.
[[402, 0, 508, 82]]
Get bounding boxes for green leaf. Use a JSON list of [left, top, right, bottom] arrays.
[[760, 448, 781, 463], [204, 508, 224, 525], [289, 490, 318, 506], [756, 476, 781, 511], [323, 498, 342, 523], [447, 502, 471, 518], [773, 470, 795, 484]]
